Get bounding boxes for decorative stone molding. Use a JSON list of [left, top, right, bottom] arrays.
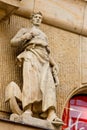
[[0, 0, 21, 21], [15, 0, 87, 37]]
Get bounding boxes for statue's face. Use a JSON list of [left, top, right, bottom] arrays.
[[32, 14, 42, 26]]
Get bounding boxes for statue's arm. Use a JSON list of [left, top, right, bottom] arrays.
[[49, 56, 57, 67], [11, 28, 33, 47]]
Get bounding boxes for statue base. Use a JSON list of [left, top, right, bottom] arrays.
[[9, 113, 62, 130]]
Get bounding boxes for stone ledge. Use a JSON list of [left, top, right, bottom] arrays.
[[15, 0, 87, 36], [0, 0, 20, 21], [0, 118, 60, 130]]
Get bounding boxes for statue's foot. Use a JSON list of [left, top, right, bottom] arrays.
[[51, 116, 64, 125], [47, 112, 64, 126], [22, 110, 32, 119], [10, 113, 21, 122]]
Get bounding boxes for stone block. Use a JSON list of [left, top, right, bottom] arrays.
[[0, 118, 60, 130]]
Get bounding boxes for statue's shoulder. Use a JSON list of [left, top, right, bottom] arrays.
[[15, 28, 30, 37], [18, 27, 29, 34]]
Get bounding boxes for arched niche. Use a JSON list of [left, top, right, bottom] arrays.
[[62, 86, 87, 130]]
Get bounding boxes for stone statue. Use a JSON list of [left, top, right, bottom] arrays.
[[5, 12, 63, 126]]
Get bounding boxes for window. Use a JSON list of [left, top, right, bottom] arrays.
[[62, 95, 87, 130]]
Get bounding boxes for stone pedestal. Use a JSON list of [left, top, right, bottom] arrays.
[[0, 118, 60, 130]]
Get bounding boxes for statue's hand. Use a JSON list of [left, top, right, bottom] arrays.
[[21, 32, 33, 41], [52, 65, 59, 87], [52, 64, 59, 75]]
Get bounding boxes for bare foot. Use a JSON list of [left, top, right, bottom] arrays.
[[22, 110, 32, 119]]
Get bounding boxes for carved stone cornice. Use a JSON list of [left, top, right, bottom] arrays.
[[0, 0, 21, 21], [15, 0, 87, 37]]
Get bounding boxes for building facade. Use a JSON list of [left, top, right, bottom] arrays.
[[0, 0, 87, 129]]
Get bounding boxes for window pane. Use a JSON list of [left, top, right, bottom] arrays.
[[62, 95, 87, 130]]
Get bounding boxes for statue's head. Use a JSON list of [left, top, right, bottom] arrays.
[[31, 12, 43, 26]]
